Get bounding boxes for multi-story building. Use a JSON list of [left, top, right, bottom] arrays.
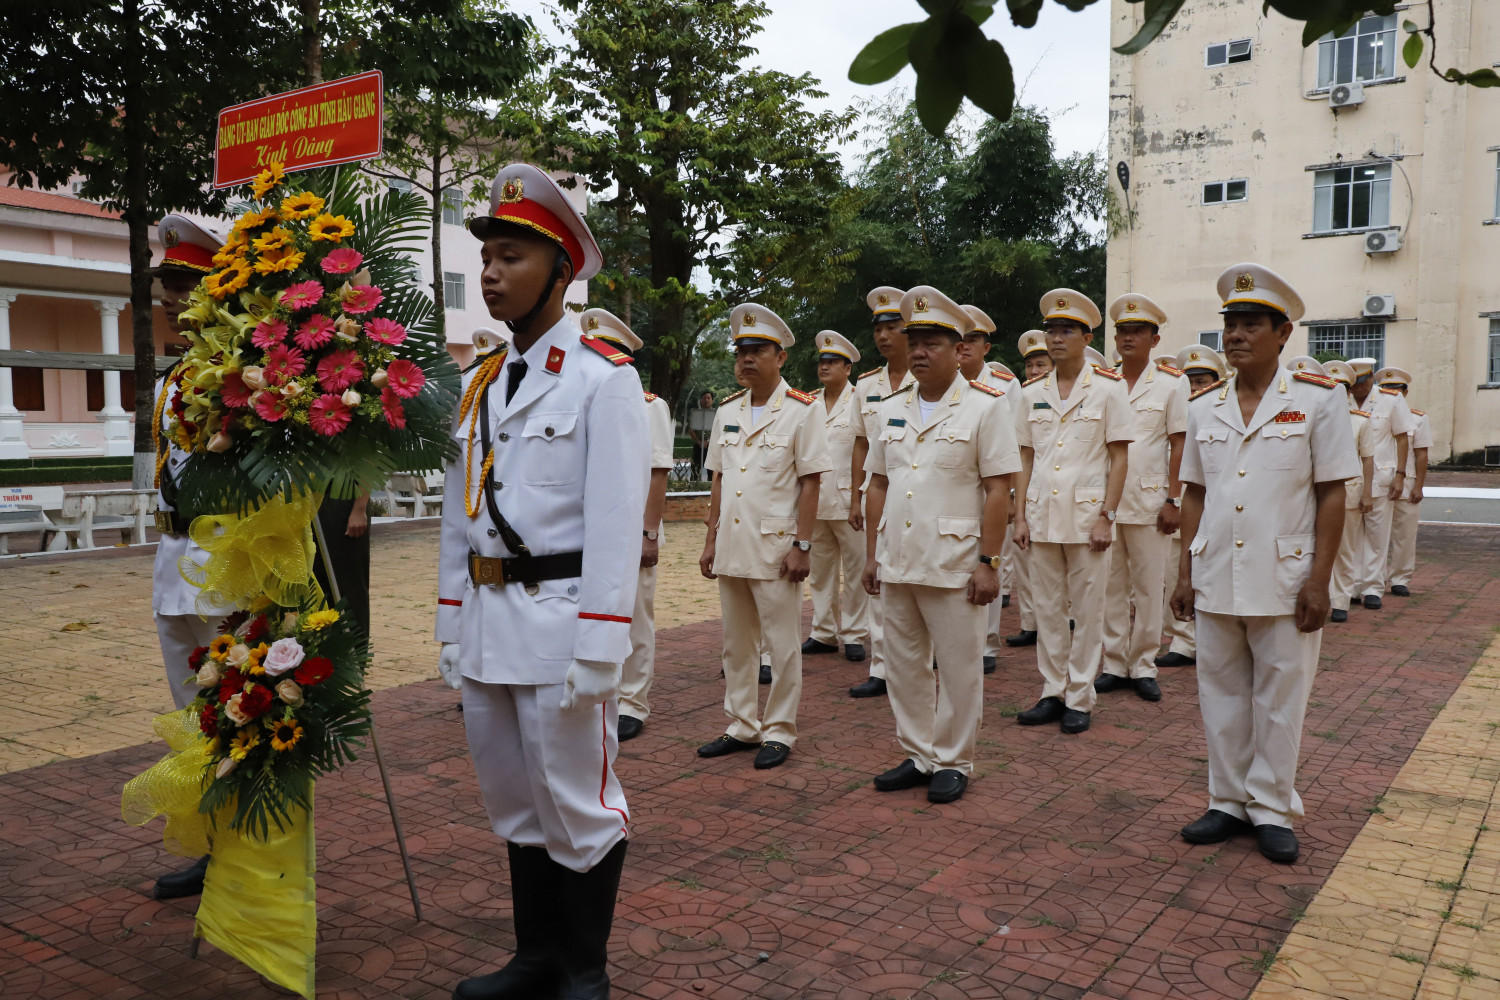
[[1107, 1, 1500, 462]]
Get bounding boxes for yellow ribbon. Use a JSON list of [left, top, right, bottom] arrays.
[[120, 707, 214, 858], [182, 491, 324, 614]]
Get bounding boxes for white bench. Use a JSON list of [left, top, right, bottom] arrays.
[[44, 490, 154, 550], [378, 473, 444, 519], [0, 507, 51, 555]]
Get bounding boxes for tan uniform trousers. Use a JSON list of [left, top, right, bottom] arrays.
[[1329, 505, 1366, 612], [1031, 541, 1109, 712], [618, 562, 658, 722], [1101, 525, 1170, 680], [1161, 534, 1195, 657], [1356, 492, 1396, 599], [1195, 611, 1320, 828], [718, 575, 803, 745], [809, 518, 869, 647], [1386, 498, 1420, 589], [984, 535, 1022, 657], [883, 583, 985, 774]]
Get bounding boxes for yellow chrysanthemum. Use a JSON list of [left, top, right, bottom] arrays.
[[302, 609, 340, 631], [233, 206, 278, 234], [203, 260, 252, 300], [244, 642, 270, 677], [280, 191, 325, 221], [209, 635, 235, 660], [269, 719, 304, 753], [252, 226, 295, 254], [229, 726, 261, 760], [251, 162, 286, 200], [309, 214, 355, 243], [252, 248, 306, 275]]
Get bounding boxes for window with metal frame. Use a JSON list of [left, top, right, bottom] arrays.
[[1494, 151, 1499, 219], [1202, 180, 1248, 205], [443, 271, 465, 310], [1206, 39, 1252, 66], [1312, 164, 1391, 232], [441, 187, 464, 226], [1317, 15, 1398, 87], [1489, 318, 1500, 384], [1198, 331, 1223, 351], [387, 177, 413, 196], [1307, 322, 1385, 367]]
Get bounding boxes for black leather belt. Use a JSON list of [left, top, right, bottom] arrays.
[[469, 550, 583, 587]]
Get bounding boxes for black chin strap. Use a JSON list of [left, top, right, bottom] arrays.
[[507, 247, 568, 339]]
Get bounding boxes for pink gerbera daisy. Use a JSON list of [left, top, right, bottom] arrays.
[[384, 358, 426, 399], [342, 284, 384, 315], [363, 317, 407, 346], [320, 247, 363, 275], [292, 314, 336, 350], [381, 386, 407, 429], [250, 318, 287, 349], [220, 371, 252, 408], [252, 390, 288, 422], [279, 280, 325, 311], [315, 348, 365, 393], [308, 393, 352, 436], [263, 344, 307, 386]]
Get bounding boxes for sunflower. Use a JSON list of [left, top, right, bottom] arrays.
[[229, 726, 261, 760], [251, 162, 286, 200], [309, 214, 356, 243], [252, 226, 295, 254], [213, 231, 250, 267], [244, 642, 270, 677], [252, 248, 306, 275], [280, 191, 325, 221], [203, 260, 252, 300], [209, 634, 236, 661], [233, 206, 278, 234], [269, 718, 304, 753], [302, 609, 340, 631]]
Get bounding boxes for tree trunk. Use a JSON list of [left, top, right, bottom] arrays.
[[123, 0, 156, 489], [430, 137, 445, 337], [300, 0, 322, 86], [645, 192, 693, 408]]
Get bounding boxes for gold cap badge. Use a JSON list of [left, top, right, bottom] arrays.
[[1125, 301, 1137, 312], [1056, 296, 1068, 309], [877, 293, 889, 306], [1189, 351, 1200, 361], [500, 179, 525, 204], [164, 229, 180, 248], [586, 316, 598, 330], [914, 295, 929, 312], [1234, 272, 1255, 292], [742, 313, 757, 327]]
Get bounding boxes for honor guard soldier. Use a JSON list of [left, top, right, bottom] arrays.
[[1013, 291, 1133, 734], [802, 330, 869, 662], [1095, 295, 1188, 703], [1171, 264, 1357, 864], [862, 287, 1019, 803], [849, 286, 917, 698], [698, 304, 831, 769], [576, 309, 674, 743], [1377, 368, 1428, 597], [148, 213, 236, 901], [1004, 330, 1053, 650], [1311, 359, 1375, 622], [1344, 356, 1413, 609], [437, 164, 649, 1000]]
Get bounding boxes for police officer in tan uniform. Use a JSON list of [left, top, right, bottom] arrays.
[[1013, 292, 1133, 734], [862, 287, 1019, 803], [1310, 358, 1374, 623], [1172, 264, 1357, 864], [849, 286, 916, 699], [698, 304, 831, 769], [1377, 367, 1429, 598], [1345, 357, 1413, 610], [1004, 330, 1053, 650], [803, 331, 869, 662], [1096, 295, 1188, 702]]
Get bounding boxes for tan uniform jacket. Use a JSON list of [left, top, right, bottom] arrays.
[[1359, 386, 1414, 492], [1115, 365, 1189, 525], [1014, 367, 1134, 544], [865, 377, 1021, 588], [1343, 408, 1375, 510], [815, 383, 859, 520], [855, 364, 915, 441], [706, 378, 833, 579], [1180, 373, 1359, 617]]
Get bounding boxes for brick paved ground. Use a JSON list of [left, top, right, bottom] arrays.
[[1, 522, 1497, 999]]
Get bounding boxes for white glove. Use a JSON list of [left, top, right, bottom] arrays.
[[438, 642, 463, 690], [560, 659, 620, 710]]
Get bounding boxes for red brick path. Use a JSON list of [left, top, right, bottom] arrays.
[[2, 524, 1498, 1000]]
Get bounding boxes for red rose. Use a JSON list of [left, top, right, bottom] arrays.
[[188, 645, 210, 671], [199, 703, 219, 737], [217, 667, 245, 703], [294, 656, 333, 687], [239, 684, 273, 719]]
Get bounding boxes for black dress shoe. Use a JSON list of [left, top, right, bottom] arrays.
[[801, 637, 839, 655], [1154, 651, 1196, 667], [983, 655, 996, 675], [1330, 608, 1348, 623], [697, 734, 760, 758], [1060, 709, 1091, 734], [617, 715, 644, 742], [1016, 697, 1064, 725], [1005, 630, 1038, 648], [1256, 825, 1300, 863], [1363, 594, 1383, 610], [153, 855, 209, 900], [754, 741, 791, 769], [1094, 673, 1130, 693], [759, 663, 772, 685], [1390, 585, 1411, 597], [1002, 594, 1011, 608], [849, 676, 887, 698], [844, 643, 866, 662], [927, 769, 968, 803], [1134, 677, 1162, 702], [874, 759, 932, 791], [1180, 809, 1254, 844]]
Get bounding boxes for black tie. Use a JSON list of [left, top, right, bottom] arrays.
[[505, 358, 528, 404]]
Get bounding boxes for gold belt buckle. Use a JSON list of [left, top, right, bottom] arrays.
[[471, 554, 502, 586], [154, 510, 174, 535]]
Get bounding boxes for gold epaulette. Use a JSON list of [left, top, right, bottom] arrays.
[[857, 367, 884, 381], [1350, 408, 1370, 417], [580, 334, 632, 365], [1295, 371, 1339, 389], [883, 382, 917, 401], [1190, 378, 1226, 401], [968, 379, 1004, 397], [1092, 367, 1123, 381], [1410, 407, 1425, 416], [643, 391, 657, 403], [785, 387, 816, 404], [719, 388, 748, 405], [1022, 373, 1047, 387], [1156, 363, 1184, 376], [1379, 385, 1400, 395]]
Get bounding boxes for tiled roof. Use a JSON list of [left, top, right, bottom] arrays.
[[0, 185, 121, 220]]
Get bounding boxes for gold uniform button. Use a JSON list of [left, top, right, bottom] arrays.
[[905, 520, 912, 527], [1235, 540, 1243, 547], [1235, 504, 1244, 511], [912, 463, 919, 469], [777, 530, 785, 536], [734, 517, 740, 524], [906, 491, 913, 498], [736, 490, 743, 496], [1052, 489, 1059, 495], [1054, 465, 1061, 471], [917, 435, 925, 442], [1294, 547, 1303, 556], [1238, 470, 1246, 477]]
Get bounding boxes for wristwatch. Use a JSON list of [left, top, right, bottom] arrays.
[[1102, 509, 1117, 523], [1164, 497, 1180, 508], [978, 554, 1001, 570], [643, 528, 659, 540], [793, 539, 812, 552]]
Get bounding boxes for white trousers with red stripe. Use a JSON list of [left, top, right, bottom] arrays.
[[461, 678, 629, 873]]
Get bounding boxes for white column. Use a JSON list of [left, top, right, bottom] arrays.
[[0, 292, 26, 459], [95, 297, 132, 457]]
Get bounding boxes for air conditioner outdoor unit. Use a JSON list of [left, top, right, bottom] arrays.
[[1364, 228, 1402, 254], [1362, 294, 1396, 317], [1330, 82, 1365, 108]]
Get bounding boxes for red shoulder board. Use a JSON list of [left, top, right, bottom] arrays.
[[1190, 378, 1226, 401], [643, 391, 657, 403], [1294, 371, 1339, 389], [1350, 409, 1370, 417], [1022, 374, 1047, 387], [1093, 367, 1123, 381], [785, 388, 816, 404], [1378, 385, 1399, 395], [968, 379, 1004, 397], [856, 368, 884, 381], [990, 369, 1015, 381], [580, 334, 632, 365], [1410, 407, 1425, 416], [1157, 364, 1184, 376]]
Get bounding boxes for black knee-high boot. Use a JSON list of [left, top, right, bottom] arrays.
[[453, 843, 564, 1000], [557, 839, 628, 1000]]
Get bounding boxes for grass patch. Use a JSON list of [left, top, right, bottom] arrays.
[[1438, 962, 1479, 981], [1240, 947, 1284, 975], [1391, 950, 1426, 964], [1435, 879, 1463, 892]]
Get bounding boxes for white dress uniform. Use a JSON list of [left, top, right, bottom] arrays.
[[1387, 406, 1428, 589], [1180, 266, 1358, 830], [1347, 360, 1414, 602], [807, 332, 868, 652], [866, 289, 1020, 776], [706, 306, 832, 748], [1100, 296, 1189, 683], [1015, 294, 1133, 714]]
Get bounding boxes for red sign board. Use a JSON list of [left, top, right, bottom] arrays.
[[213, 71, 383, 189]]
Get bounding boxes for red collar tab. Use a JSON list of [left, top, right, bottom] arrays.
[[545, 345, 566, 374]]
